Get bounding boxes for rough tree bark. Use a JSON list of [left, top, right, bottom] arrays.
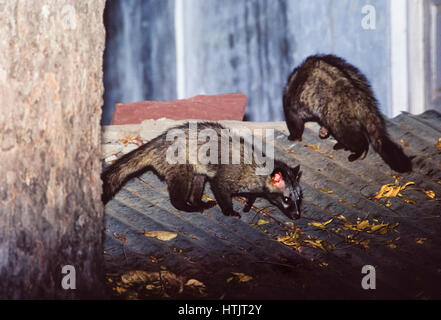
[[0, 0, 106, 299]]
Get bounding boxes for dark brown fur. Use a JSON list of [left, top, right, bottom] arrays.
[[283, 54, 412, 172], [102, 122, 303, 219]]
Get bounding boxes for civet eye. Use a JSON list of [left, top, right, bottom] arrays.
[[283, 197, 290, 204]]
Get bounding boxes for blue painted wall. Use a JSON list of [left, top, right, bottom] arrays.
[[103, 0, 176, 124], [103, 0, 391, 123]]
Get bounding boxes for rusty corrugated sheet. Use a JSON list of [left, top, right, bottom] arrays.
[[104, 111, 441, 299]]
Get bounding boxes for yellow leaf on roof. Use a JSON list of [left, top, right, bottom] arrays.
[[185, 279, 206, 290], [343, 219, 393, 234], [374, 180, 415, 199], [424, 190, 435, 199], [368, 224, 389, 233], [257, 219, 269, 226], [231, 272, 253, 283], [314, 185, 334, 194], [144, 231, 177, 241], [402, 182, 415, 188], [202, 194, 215, 201], [357, 220, 370, 231], [305, 144, 320, 149], [277, 234, 301, 247], [344, 222, 357, 231], [308, 218, 333, 230], [303, 239, 326, 251]]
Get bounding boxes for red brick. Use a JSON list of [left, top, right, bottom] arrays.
[[111, 93, 247, 125]]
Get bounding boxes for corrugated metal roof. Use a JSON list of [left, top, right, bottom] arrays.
[[103, 111, 441, 299]]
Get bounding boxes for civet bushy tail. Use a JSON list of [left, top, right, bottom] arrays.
[[102, 122, 304, 219], [283, 54, 412, 172]]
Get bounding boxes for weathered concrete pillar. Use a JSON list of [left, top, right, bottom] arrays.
[[0, 0, 106, 299]]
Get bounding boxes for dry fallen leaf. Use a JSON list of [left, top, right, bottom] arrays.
[[121, 270, 152, 284], [145, 284, 158, 290], [202, 194, 215, 201], [374, 180, 414, 199], [144, 231, 178, 241], [358, 220, 370, 230], [231, 272, 253, 283], [416, 238, 427, 245], [257, 219, 269, 226], [121, 270, 184, 294], [304, 144, 320, 149], [308, 218, 333, 230], [119, 136, 143, 147], [277, 233, 301, 248], [344, 219, 369, 231], [185, 279, 205, 287], [343, 219, 397, 235], [277, 229, 336, 252], [314, 185, 334, 194], [185, 279, 207, 295], [404, 199, 416, 205], [368, 224, 389, 233], [303, 239, 329, 251], [424, 190, 435, 199]]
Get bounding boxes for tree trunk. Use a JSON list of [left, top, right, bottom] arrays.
[[0, 0, 106, 299]]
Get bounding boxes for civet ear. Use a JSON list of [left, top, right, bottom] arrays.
[[297, 171, 302, 182], [270, 169, 287, 191], [292, 165, 300, 177], [271, 171, 284, 185]]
